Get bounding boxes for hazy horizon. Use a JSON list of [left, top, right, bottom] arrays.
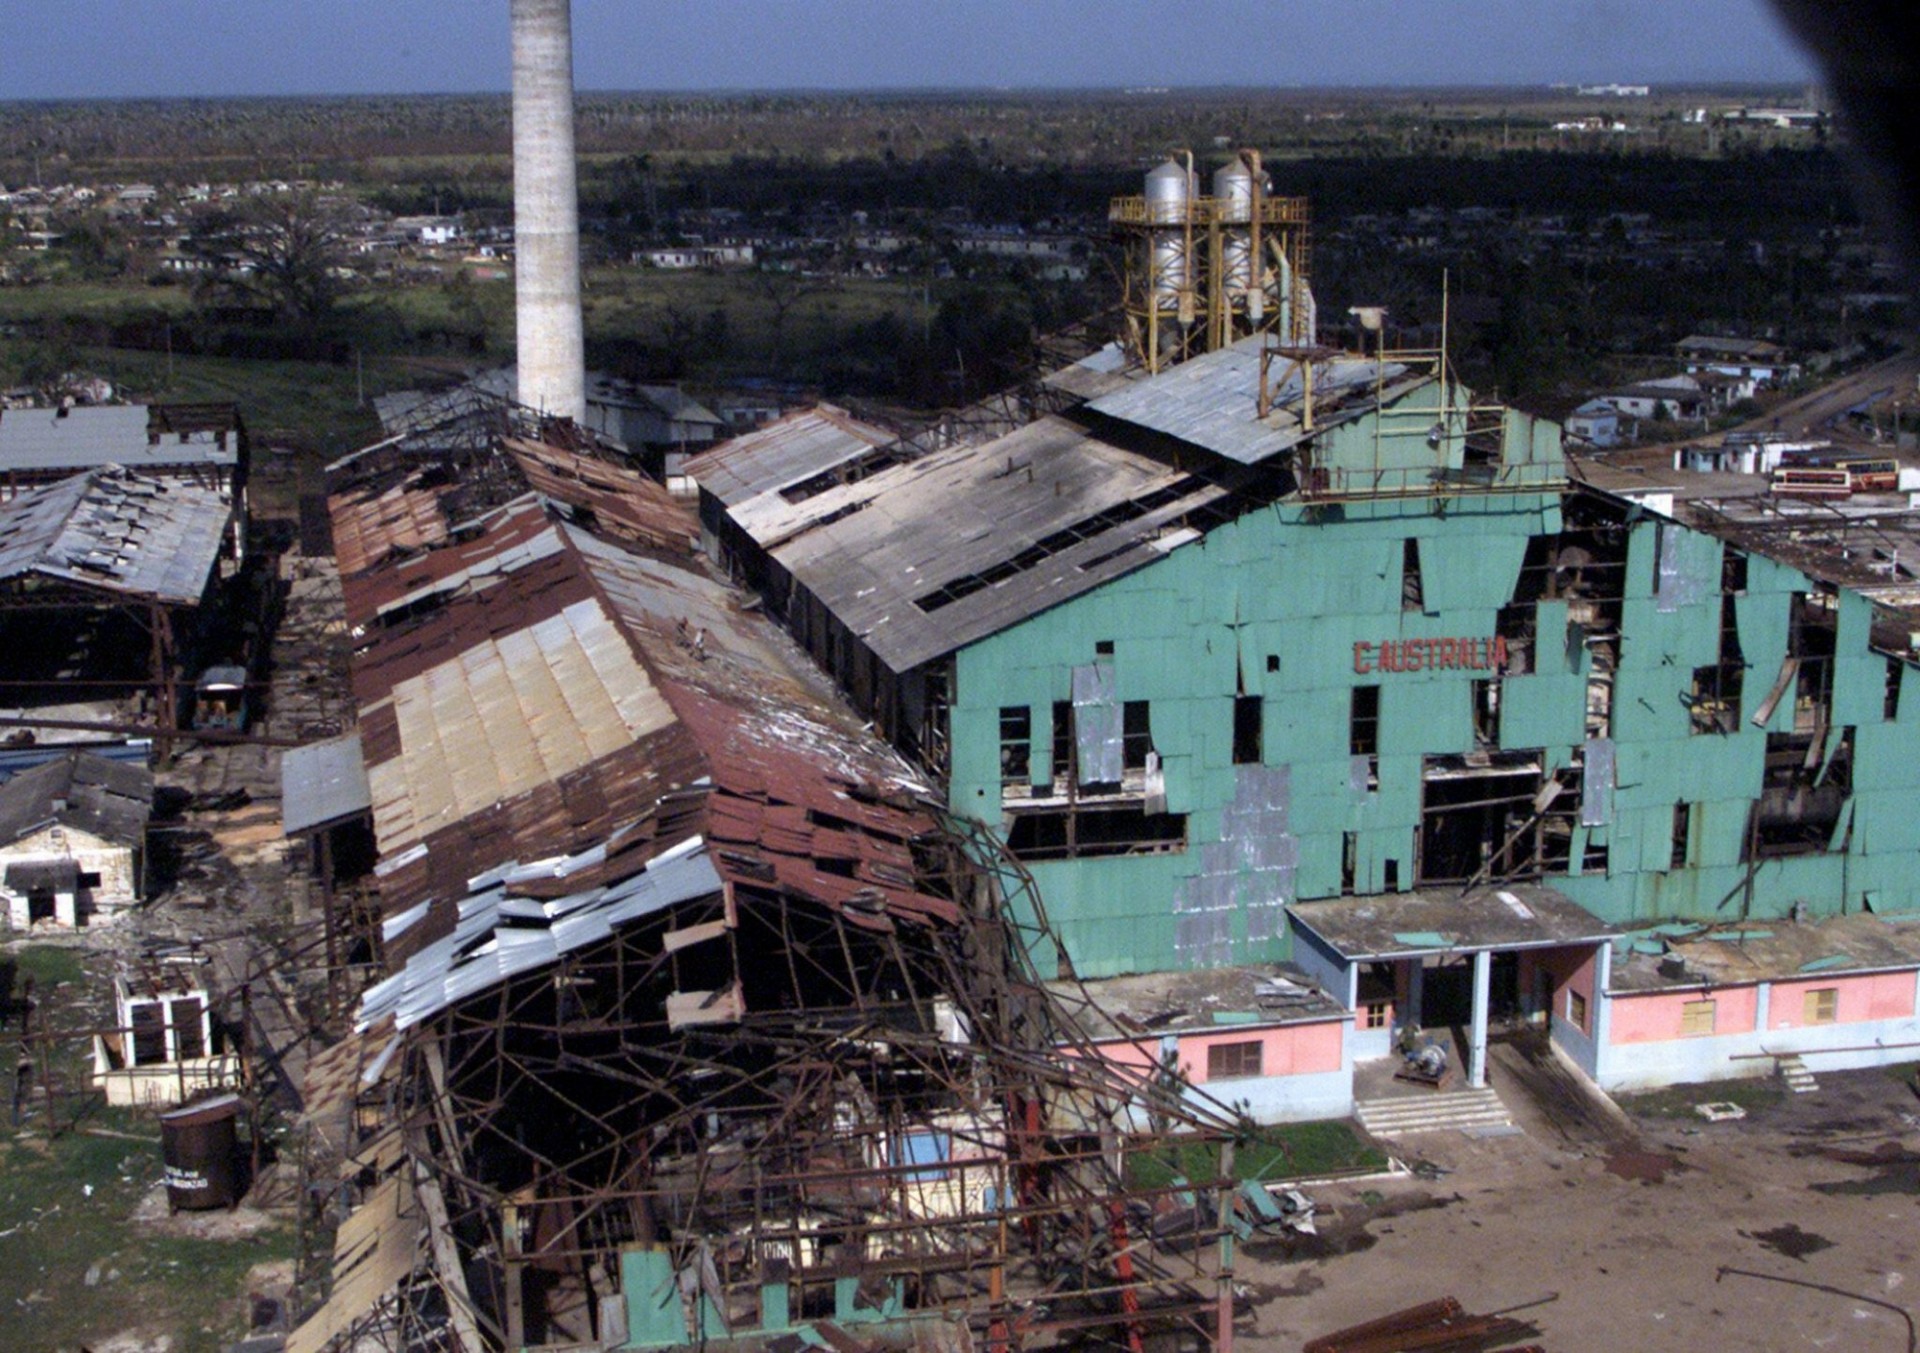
[[3, 1, 1816, 102]]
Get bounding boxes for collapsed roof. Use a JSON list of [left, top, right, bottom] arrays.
[[0, 465, 232, 606]]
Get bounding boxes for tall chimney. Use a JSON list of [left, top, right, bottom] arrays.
[[512, 0, 586, 422]]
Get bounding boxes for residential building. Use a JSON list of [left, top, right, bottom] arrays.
[[0, 751, 151, 928], [1565, 398, 1623, 448], [1677, 335, 1801, 386]]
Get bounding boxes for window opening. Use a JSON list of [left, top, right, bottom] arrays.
[[1887, 658, 1904, 721], [1670, 801, 1692, 870], [1472, 678, 1502, 748], [1750, 727, 1853, 858], [1402, 537, 1425, 611], [999, 706, 1031, 797], [1567, 989, 1588, 1030], [1233, 695, 1263, 765], [1095, 639, 1115, 656], [1383, 859, 1400, 890], [1005, 805, 1188, 861], [1050, 700, 1073, 787], [1350, 685, 1380, 756], [1690, 594, 1745, 734], [1121, 700, 1154, 771], [1680, 998, 1716, 1037], [1206, 1040, 1263, 1081], [1804, 987, 1839, 1024], [1341, 831, 1358, 895]]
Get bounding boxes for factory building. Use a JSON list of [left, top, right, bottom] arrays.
[[689, 162, 1920, 1105]]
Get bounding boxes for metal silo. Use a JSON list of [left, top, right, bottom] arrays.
[[1144, 158, 1193, 316], [1213, 157, 1255, 306]]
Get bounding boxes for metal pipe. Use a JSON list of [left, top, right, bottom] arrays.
[[512, 0, 586, 422]]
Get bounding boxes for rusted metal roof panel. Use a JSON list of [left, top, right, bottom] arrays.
[[504, 438, 701, 553], [339, 496, 562, 631], [330, 479, 451, 578]]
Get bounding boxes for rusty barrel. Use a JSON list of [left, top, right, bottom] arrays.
[[159, 1092, 242, 1211]]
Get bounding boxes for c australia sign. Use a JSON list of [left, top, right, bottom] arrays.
[[1353, 636, 1508, 675]]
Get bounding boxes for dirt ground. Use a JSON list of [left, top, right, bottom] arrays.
[[1239, 1058, 1920, 1351]]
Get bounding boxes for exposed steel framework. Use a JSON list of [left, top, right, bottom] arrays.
[[304, 813, 1256, 1353]]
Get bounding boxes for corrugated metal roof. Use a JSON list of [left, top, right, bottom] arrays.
[[281, 734, 372, 836], [504, 438, 700, 552], [0, 750, 152, 846], [1086, 338, 1405, 465], [357, 836, 726, 1031], [717, 413, 1228, 673], [0, 466, 231, 605], [340, 496, 562, 632], [0, 404, 237, 473], [330, 478, 452, 578], [684, 405, 895, 507]]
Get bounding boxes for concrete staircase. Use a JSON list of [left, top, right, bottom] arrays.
[[1354, 1086, 1514, 1138], [1778, 1055, 1819, 1094]]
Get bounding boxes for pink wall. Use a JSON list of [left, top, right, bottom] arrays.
[[1771, 972, 1916, 1029], [1527, 945, 1597, 1032], [1182, 1021, 1344, 1082], [1610, 985, 1759, 1044], [1074, 1018, 1346, 1085]]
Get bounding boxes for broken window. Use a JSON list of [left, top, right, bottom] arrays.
[[1567, 989, 1588, 1030], [1788, 589, 1837, 733], [1417, 752, 1547, 886], [1670, 802, 1693, 870], [999, 706, 1031, 797], [1206, 1040, 1263, 1081], [1680, 999, 1716, 1037], [1803, 987, 1839, 1024], [1887, 658, 1904, 722], [1690, 595, 1745, 734], [169, 997, 206, 1060], [1233, 695, 1263, 765], [1350, 685, 1380, 756], [1050, 700, 1073, 786], [1402, 537, 1425, 611], [1472, 678, 1502, 748], [1121, 701, 1154, 771], [129, 1001, 166, 1066], [1005, 804, 1188, 861], [1722, 546, 1748, 595], [1749, 727, 1853, 858]]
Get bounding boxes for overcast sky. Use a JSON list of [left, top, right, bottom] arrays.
[[3, 1, 1815, 101]]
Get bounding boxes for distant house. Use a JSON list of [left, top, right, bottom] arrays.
[[1676, 335, 1800, 386], [0, 751, 152, 929], [1600, 376, 1710, 424], [1565, 399, 1623, 448]]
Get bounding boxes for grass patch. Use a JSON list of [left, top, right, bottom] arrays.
[[9, 944, 91, 992], [1617, 1077, 1786, 1120], [0, 1111, 293, 1353], [1127, 1121, 1388, 1190]]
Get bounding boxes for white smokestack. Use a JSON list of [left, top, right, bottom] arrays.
[[512, 0, 586, 422]]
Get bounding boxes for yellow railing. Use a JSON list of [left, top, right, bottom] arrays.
[[1108, 194, 1311, 227]]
